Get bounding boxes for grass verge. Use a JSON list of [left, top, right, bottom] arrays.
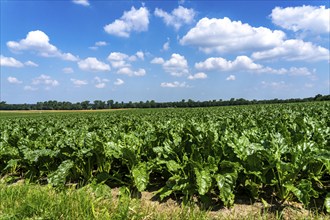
[[0, 183, 328, 220]]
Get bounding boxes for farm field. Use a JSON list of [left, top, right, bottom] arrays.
[[0, 102, 330, 219]]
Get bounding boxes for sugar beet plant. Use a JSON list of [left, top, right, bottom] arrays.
[[0, 102, 329, 211]]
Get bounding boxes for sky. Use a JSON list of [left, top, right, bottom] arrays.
[[0, 0, 329, 104]]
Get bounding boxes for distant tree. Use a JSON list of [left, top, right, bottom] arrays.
[[107, 100, 114, 109]]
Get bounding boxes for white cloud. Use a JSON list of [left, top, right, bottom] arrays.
[[117, 67, 132, 75], [7, 30, 78, 61], [135, 51, 144, 60], [32, 74, 59, 88], [188, 72, 207, 80], [261, 81, 288, 89], [24, 85, 38, 91], [95, 41, 107, 46], [104, 6, 149, 38], [117, 67, 146, 76], [89, 46, 98, 50], [252, 39, 329, 61], [155, 6, 195, 30], [160, 81, 188, 88], [195, 56, 262, 72], [61, 53, 78, 61], [78, 57, 110, 72], [63, 67, 74, 73], [0, 55, 24, 67], [107, 52, 130, 68], [258, 66, 314, 76], [94, 76, 109, 88], [95, 83, 106, 89], [72, 0, 90, 6], [114, 78, 124, 85], [151, 57, 165, 64], [24, 60, 38, 67], [180, 17, 285, 54], [71, 78, 88, 87], [7, 76, 22, 84], [196, 56, 315, 76], [163, 39, 170, 51], [271, 5, 330, 34], [226, 75, 236, 81], [107, 51, 145, 75], [108, 52, 129, 61], [162, 53, 189, 76], [90, 41, 108, 50], [286, 67, 313, 76]]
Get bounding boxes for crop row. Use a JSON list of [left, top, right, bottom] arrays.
[[0, 103, 329, 211]]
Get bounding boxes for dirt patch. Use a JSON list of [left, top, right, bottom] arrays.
[[108, 188, 325, 219]]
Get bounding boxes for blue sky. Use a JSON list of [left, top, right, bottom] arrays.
[[1, 0, 329, 103]]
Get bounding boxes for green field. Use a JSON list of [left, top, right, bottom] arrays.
[[1, 102, 329, 219]]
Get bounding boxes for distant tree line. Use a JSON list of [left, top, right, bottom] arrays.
[[0, 94, 329, 111]]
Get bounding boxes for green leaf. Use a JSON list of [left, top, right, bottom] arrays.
[[132, 162, 149, 192], [325, 193, 330, 213], [166, 160, 181, 172], [156, 186, 173, 201], [216, 172, 237, 207], [194, 168, 212, 195], [47, 160, 74, 187], [285, 180, 318, 207]]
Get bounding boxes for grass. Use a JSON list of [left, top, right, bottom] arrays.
[[0, 182, 329, 220], [0, 183, 208, 220]]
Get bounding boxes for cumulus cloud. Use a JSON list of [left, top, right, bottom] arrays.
[[78, 57, 110, 72], [155, 6, 195, 30], [63, 67, 74, 73], [162, 53, 189, 76], [163, 39, 170, 51], [226, 75, 236, 81], [135, 51, 144, 60], [94, 76, 110, 88], [150, 57, 165, 64], [117, 67, 146, 76], [0, 55, 24, 67], [180, 17, 285, 54], [107, 51, 145, 76], [1, 55, 39, 68], [195, 56, 262, 72], [104, 6, 149, 38], [90, 41, 108, 50], [107, 52, 130, 68], [95, 41, 107, 46], [7, 30, 78, 61], [24, 61, 38, 67], [160, 81, 189, 88], [114, 78, 124, 85], [257, 66, 315, 76], [72, 0, 90, 6], [271, 5, 330, 34], [32, 74, 59, 88], [196, 56, 314, 76], [24, 85, 38, 91], [7, 76, 22, 84], [252, 39, 329, 61], [188, 72, 207, 80], [286, 67, 313, 76], [71, 78, 88, 87]]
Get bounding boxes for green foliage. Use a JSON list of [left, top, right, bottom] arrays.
[[0, 102, 329, 209]]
